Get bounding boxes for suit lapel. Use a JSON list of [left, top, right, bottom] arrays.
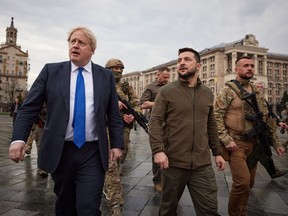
[[92, 63, 103, 115], [58, 61, 71, 112]]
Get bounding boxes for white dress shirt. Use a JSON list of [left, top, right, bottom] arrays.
[[65, 62, 98, 142]]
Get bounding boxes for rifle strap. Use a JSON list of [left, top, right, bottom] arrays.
[[225, 80, 249, 100]]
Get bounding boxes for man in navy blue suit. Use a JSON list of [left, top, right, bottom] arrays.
[[8, 26, 124, 216]]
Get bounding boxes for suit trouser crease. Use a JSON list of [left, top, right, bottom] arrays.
[[51, 141, 105, 216]]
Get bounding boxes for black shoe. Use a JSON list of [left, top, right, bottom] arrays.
[[271, 170, 287, 179]]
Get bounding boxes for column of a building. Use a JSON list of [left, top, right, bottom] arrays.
[[253, 54, 258, 75], [224, 55, 228, 74], [231, 52, 237, 72], [263, 55, 267, 76]]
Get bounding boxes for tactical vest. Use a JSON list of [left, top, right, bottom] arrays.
[[224, 80, 268, 140]]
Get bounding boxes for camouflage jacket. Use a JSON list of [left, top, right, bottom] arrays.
[[116, 81, 139, 116], [281, 108, 288, 124], [214, 80, 272, 146]]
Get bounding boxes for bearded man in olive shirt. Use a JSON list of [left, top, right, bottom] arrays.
[[149, 47, 225, 216]]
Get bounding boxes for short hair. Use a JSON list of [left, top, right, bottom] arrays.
[[254, 81, 265, 86], [235, 56, 253, 64], [178, 47, 201, 63], [158, 67, 170, 73], [67, 26, 97, 52]]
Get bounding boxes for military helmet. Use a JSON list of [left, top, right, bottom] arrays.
[[105, 58, 125, 69]]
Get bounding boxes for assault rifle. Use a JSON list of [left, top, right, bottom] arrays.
[[120, 99, 149, 134], [242, 92, 276, 176]]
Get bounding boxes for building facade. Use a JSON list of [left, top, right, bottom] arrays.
[[122, 34, 288, 114], [0, 17, 29, 112]]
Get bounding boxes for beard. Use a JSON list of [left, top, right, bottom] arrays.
[[178, 66, 197, 80], [239, 73, 253, 80]]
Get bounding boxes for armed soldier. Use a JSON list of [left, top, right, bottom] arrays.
[[281, 102, 288, 152], [214, 56, 286, 216], [140, 67, 170, 193], [25, 105, 48, 177], [103, 58, 138, 216], [105, 58, 139, 162]]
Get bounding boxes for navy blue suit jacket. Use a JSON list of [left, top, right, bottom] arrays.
[[11, 61, 124, 173]]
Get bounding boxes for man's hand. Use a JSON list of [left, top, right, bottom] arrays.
[[9, 142, 26, 163], [154, 152, 169, 169], [215, 155, 225, 171], [110, 148, 123, 161], [123, 114, 134, 124], [225, 140, 238, 152], [118, 101, 127, 110], [279, 122, 288, 132], [140, 101, 154, 110], [275, 146, 285, 156]]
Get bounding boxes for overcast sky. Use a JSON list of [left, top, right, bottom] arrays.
[[1, 0, 288, 87]]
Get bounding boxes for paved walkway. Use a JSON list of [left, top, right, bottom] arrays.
[[0, 114, 288, 216]]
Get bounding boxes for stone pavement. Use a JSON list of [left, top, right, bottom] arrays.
[[0, 114, 288, 216]]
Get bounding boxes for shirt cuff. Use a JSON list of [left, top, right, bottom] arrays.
[[11, 140, 26, 145]]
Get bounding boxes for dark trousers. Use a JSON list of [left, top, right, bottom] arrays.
[[152, 157, 161, 184], [51, 141, 105, 216], [160, 165, 220, 216], [247, 142, 276, 177]]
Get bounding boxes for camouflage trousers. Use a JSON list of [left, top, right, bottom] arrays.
[[103, 159, 124, 207], [121, 127, 131, 162], [26, 124, 43, 154]]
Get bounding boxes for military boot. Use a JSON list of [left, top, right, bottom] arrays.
[[111, 205, 122, 216], [271, 168, 287, 179], [37, 169, 48, 178]]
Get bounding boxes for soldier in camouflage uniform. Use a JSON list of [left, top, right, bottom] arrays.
[[140, 67, 170, 193], [281, 102, 288, 151], [25, 105, 48, 177], [103, 58, 138, 216], [214, 56, 286, 216]]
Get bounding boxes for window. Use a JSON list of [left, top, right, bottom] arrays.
[[276, 90, 280, 96], [275, 63, 280, 68], [267, 62, 272, 68], [275, 70, 279, 76], [268, 97, 272, 103], [268, 69, 272, 75]]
